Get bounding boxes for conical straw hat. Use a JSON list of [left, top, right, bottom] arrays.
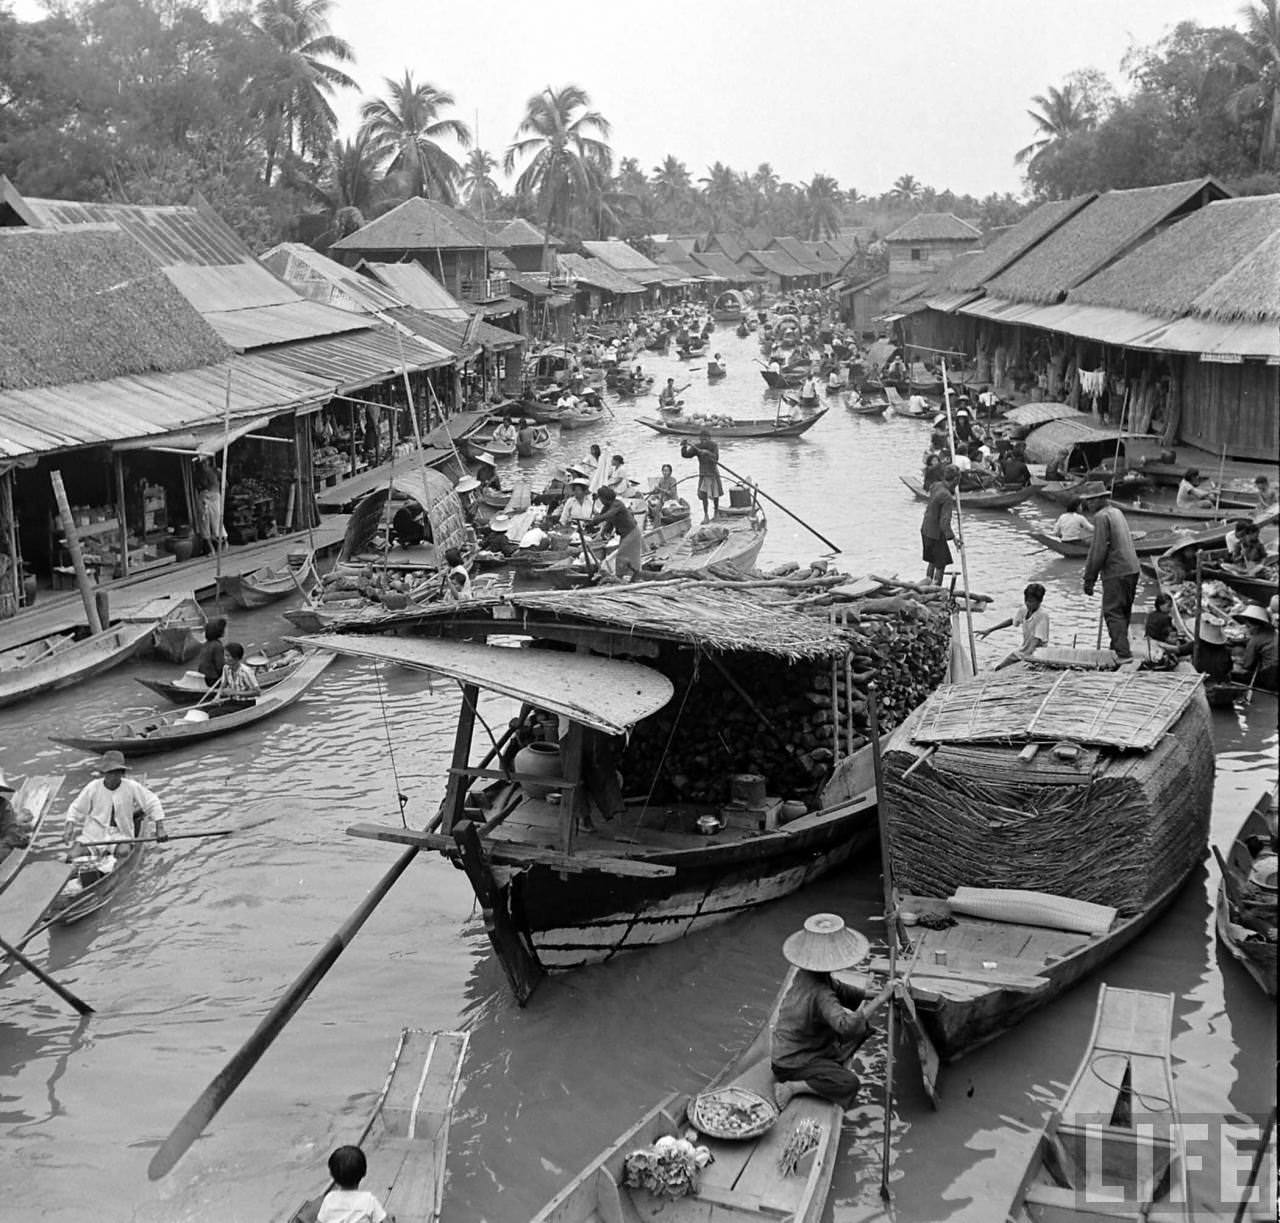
[[782, 913, 870, 972], [1234, 604, 1272, 628]]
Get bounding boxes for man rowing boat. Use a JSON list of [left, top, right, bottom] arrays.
[[62, 751, 167, 888]]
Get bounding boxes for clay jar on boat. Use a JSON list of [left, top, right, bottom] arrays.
[[513, 741, 562, 800]]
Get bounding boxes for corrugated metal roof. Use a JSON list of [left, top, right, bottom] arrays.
[[691, 250, 762, 281], [581, 239, 663, 273], [162, 261, 299, 311], [745, 248, 815, 278], [1125, 316, 1280, 360], [260, 242, 407, 313], [206, 300, 373, 350], [558, 254, 646, 295], [256, 324, 453, 391], [0, 356, 333, 458], [360, 260, 469, 320]]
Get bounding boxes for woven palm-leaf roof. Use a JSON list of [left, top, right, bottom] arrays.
[[885, 213, 981, 243], [0, 227, 230, 391], [932, 196, 1094, 293], [746, 248, 814, 278], [332, 197, 489, 252], [581, 239, 662, 273], [986, 178, 1228, 306], [491, 217, 559, 248], [1068, 195, 1280, 323], [701, 232, 749, 262]]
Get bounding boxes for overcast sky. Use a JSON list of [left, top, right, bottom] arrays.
[[15, 0, 1251, 198]]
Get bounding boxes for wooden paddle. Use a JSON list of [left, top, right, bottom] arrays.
[[147, 844, 421, 1180], [85, 830, 233, 848], [712, 457, 841, 553], [0, 933, 93, 1015]]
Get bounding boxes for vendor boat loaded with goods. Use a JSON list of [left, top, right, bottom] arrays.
[[296, 574, 965, 1003]]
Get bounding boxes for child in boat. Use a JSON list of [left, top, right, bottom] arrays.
[[213, 643, 261, 701], [317, 1145, 388, 1223], [194, 618, 228, 688], [979, 582, 1050, 667]]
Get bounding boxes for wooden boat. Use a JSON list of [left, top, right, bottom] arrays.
[[149, 595, 206, 663], [0, 775, 68, 959], [531, 967, 841, 1223], [642, 506, 767, 578], [303, 582, 917, 1003], [760, 369, 807, 390], [846, 395, 889, 416], [1214, 788, 1277, 997], [50, 649, 336, 757], [136, 646, 307, 705], [467, 435, 517, 458], [676, 341, 706, 359], [657, 398, 684, 415], [878, 665, 1212, 1061], [886, 387, 932, 417], [219, 550, 318, 609], [0, 774, 66, 894], [47, 815, 154, 925], [1030, 529, 1175, 559], [899, 475, 1033, 510], [525, 515, 693, 589], [0, 621, 157, 710], [1151, 520, 1280, 605], [706, 362, 726, 380], [1007, 985, 1189, 1223], [637, 411, 827, 440], [287, 1028, 469, 1223]]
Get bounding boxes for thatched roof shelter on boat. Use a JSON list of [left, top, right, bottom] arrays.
[[1021, 416, 1139, 464], [908, 669, 1204, 751], [985, 178, 1229, 306]]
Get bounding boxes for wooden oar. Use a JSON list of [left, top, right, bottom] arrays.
[[0, 933, 94, 1015], [147, 845, 420, 1180], [867, 687, 896, 1201], [83, 830, 234, 848], [712, 457, 841, 553]]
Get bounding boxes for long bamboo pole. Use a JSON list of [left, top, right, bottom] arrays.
[[49, 471, 103, 636], [214, 368, 231, 612], [867, 687, 896, 1201], [939, 361, 978, 670]]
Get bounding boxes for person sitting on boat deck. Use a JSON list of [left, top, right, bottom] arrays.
[[978, 386, 1000, 414], [999, 443, 1031, 488], [683, 429, 724, 521], [953, 407, 977, 446], [557, 477, 594, 527], [1050, 498, 1094, 544], [800, 374, 818, 401], [770, 913, 894, 1112], [768, 357, 782, 375], [906, 392, 929, 416], [658, 378, 679, 407], [555, 388, 576, 412], [317, 1144, 387, 1223], [826, 366, 844, 390], [979, 581, 1050, 666], [1176, 468, 1215, 507], [922, 451, 949, 490], [194, 617, 228, 688], [605, 454, 629, 494], [441, 547, 472, 601], [1226, 520, 1268, 570], [921, 464, 961, 586], [1233, 604, 1279, 692], [1081, 483, 1141, 660], [1193, 618, 1235, 682], [0, 770, 30, 857], [1143, 592, 1191, 662], [1255, 474, 1278, 510], [210, 642, 261, 702], [473, 452, 501, 491], [586, 487, 642, 582], [653, 463, 679, 502], [390, 500, 427, 549], [452, 475, 482, 524], [491, 418, 518, 449], [64, 751, 168, 864]]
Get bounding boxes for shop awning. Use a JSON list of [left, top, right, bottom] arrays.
[[294, 635, 674, 734], [255, 323, 453, 393], [924, 290, 984, 313], [114, 414, 274, 455]]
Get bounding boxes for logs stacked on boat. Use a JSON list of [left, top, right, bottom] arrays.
[[620, 578, 953, 807]]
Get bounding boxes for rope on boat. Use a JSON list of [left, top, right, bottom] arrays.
[[1087, 1053, 1173, 1114], [371, 661, 408, 827], [634, 649, 701, 825]]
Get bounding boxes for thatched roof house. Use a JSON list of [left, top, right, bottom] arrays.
[[332, 196, 489, 255], [557, 253, 646, 301], [690, 249, 763, 284], [984, 178, 1228, 306], [884, 213, 981, 244], [581, 240, 680, 287]]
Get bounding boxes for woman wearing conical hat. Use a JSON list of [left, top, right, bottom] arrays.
[[771, 913, 894, 1112]]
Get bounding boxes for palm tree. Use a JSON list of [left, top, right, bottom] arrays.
[[251, 0, 356, 185], [751, 162, 780, 198], [802, 173, 842, 240], [890, 174, 922, 205], [504, 84, 613, 264], [1224, 0, 1280, 167], [460, 148, 499, 216], [1014, 84, 1094, 167], [299, 130, 388, 242], [698, 161, 739, 228], [651, 154, 691, 216], [360, 72, 471, 203]]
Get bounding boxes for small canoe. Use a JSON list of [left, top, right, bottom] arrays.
[[1029, 530, 1171, 558], [760, 369, 806, 390], [51, 650, 336, 757], [1007, 985, 1188, 1222], [220, 551, 318, 609], [136, 646, 307, 705], [532, 967, 841, 1223], [0, 621, 157, 710], [287, 1028, 469, 1223], [557, 407, 607, 431], [846, 397, 889, 416], [638, 411, 827, 440], [1214, 788, 1277, 997], [468, 436, 518, 458], [0, 774, 66, 894], [900, 475, 1033, 510], [657, 400, 685, 415], [47, 815, 153, 925], [706, 363, 726, 380], [643, 508, 767, 579]]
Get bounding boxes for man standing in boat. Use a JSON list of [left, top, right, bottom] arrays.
[[921, 464, 961, 586], [683, 429, 723, 521], [1081, 485, 1141, 660], [63, 751, 168, 860]]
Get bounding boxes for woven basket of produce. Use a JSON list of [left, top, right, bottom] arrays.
[[688, 1086, 777, 1140]]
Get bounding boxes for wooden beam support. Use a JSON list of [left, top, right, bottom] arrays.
[[441, 683, 479, 835]]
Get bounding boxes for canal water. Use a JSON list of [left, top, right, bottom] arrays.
[[0, 323, 1273, 1222]]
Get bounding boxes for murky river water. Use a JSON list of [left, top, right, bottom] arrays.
[[0, 323, 1274, 1222]]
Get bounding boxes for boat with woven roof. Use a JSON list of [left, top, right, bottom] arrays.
[[292, 576, 956, 1004], [1213, 787, 1277, 998], [876, 664, 1212, 1062]]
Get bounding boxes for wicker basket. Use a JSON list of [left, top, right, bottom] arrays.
[[688, 1086, 777, 1141]]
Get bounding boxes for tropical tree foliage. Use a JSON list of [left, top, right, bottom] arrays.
[[359, 72, 470, 202], [460, 148, 500, 217], [801, 173, 842, 239]]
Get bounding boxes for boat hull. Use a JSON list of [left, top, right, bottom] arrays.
[[1214, 791, 1278, 997], [0, 623, 154, 709], [900, 474, 1033, 509], [637, 411, 826, 439]]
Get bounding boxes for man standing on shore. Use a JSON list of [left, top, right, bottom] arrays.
[[921, 464, 961, 585], [1081, 484, 1141, 659]]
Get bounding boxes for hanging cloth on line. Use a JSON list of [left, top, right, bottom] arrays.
[[1079, 369, 1107, 398]]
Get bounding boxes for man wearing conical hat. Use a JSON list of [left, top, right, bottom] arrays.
[[63, 751, 168, 874], [1233, 603, 1278, 692], [771, 913, 894, 1112]]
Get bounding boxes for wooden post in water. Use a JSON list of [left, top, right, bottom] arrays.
[[867, 687, 896, 1201], [49, 471, 103, 636], [939, 360, 978, 671]]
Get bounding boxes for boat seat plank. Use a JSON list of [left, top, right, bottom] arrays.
[[376, 1137, 441, 1217], [689, 1181, 789, 1216], [0, 860, 68, 943], [869, 957, 1048, 992], [1022, 1181, 1145, 1219], [730, 1097, 833, 1209]]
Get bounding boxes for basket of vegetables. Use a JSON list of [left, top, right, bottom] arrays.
[[688, 1085, 778, 1140]]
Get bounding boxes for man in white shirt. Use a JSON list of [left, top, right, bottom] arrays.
[[63, 751, 167, 859], [558, 478, 594, 526]]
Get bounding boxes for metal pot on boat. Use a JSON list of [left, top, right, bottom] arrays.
[[696, 814, 725, 836], [513, 741, 562, 799]]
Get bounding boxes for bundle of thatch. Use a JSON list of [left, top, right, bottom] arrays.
[[881, 669, 1213, 915]]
